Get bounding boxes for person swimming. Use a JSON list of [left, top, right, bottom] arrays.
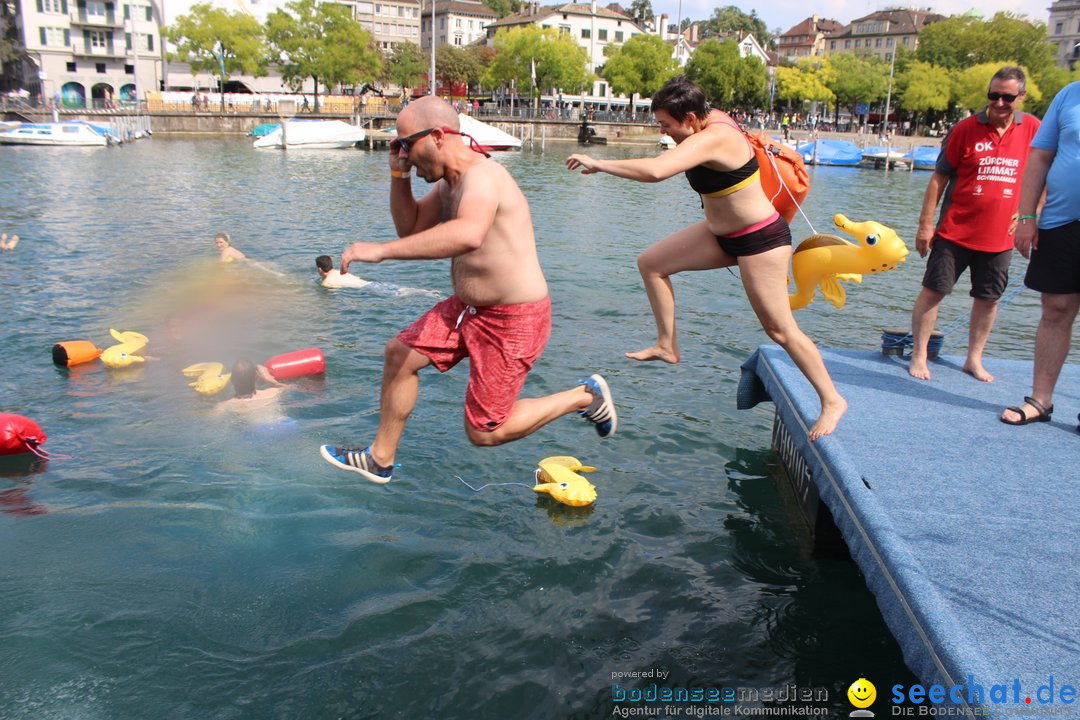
[[215, 232, 246, 263]]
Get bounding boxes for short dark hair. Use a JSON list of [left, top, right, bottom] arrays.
[[990, 66, 1026, 94], [315, 255, 333, 272], [232, 358, 257, 398], [651, 76, 709, 123]]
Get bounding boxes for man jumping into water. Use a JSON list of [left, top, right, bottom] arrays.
[[319, 96, 616, 484]]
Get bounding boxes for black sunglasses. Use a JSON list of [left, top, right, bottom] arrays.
[[390, 126, 492, 158], [987, 91, 1019, 103], [390, 127, 437, 154]]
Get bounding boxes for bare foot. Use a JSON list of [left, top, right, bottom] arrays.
[[908, 356, 931, 380], [962, 361, 993, 382], [624, 345, 680, 364], [808, 397, 848, 441]]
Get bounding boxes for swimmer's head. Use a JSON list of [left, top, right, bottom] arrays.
[[214, 232, 231, 250], [316, 255, 334, 276], [651, 76, 709, 125], [231, 358, 257, 398]]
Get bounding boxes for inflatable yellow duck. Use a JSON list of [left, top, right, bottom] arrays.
[[182, 362, 232, 396], [534, 456, 598, 507], [100, 329, 149, 368], [789, 214, 908, 310]]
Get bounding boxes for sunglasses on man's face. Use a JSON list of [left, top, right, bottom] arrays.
[[987, 91, 1019, 103], [390, 127, 437, 154]]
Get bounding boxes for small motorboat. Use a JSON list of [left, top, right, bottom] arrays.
[[253, 119, 365, 149], [0, 121, 112, 146]]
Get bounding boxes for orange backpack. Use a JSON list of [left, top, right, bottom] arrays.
[[744, 131, 809, 224]]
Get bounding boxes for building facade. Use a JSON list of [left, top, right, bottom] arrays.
[[824, 8, 945, 61], [1047, 0, 1080, 69], [778, 14, 842, 59], [484, 0, 647, 96], [420, 0, 495, 51], [6, 0, 164, 106], [350, 0, 421, 53]]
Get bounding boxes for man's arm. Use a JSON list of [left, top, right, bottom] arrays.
[[388, 142, 442, 237], [343, 165, 498, 271], [915, 172, 949, 258], [1013, 147, 1055, 259]]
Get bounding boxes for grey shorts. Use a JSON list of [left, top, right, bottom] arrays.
[[1025, 220, 1080, 294], [922, 235, 1011, 300]]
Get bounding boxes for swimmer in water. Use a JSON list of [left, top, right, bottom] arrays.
[[316, 254, 369, 288], [215, 232, 246, 263]]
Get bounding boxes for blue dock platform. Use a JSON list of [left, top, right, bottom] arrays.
[[738, 345, 1080, 716]]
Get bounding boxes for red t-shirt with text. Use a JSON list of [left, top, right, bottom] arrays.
[[936, 111, 1041, 252]]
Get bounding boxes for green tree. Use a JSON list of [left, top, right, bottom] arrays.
[[915, 12, 1055, 78], [464, 44, 497, 87], [629, 0, 654, 24], [265, 0, 381, 112], [824, 52, 888, 118], [955, 61, 1041, 112], [1, 10, 21, 64], [383, 42, 426, 95], [775, 58, 835, 106], [699, 5, 771, 47], [164, 3, 268, 111], [684, 39, 767, 110], [480, 0, 518, 18], [895, 60, 953, 128], [601, 34, 679, 98], [436, 44, 483, 93], [484, 26, 593, 100]]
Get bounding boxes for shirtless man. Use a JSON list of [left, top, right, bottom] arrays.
[[316, 254, 369, 288], [319, 96, 616, 484], [215, 232, 246, 263]]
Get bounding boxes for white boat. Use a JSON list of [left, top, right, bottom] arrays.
[[457, 113, 522, 151], [658, 134, 676, 149], [0, 121, 111, 146], [862, 146, 907, 162], [253, 119, 366, 149]]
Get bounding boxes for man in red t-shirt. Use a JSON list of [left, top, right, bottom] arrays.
[[908, 66, 1041, 381]]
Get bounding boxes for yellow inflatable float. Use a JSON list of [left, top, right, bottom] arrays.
[[100, 329, 149, 368], [182, 362, 232, 396], [534, 456, 598, 507], [789, 214, 908, 310]]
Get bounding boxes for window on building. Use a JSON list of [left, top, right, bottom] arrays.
[[559, 24, 569, 34], [886, 37, 893, 47], [455, 18, 461, 27], [454, 35, 462, 44], [358, 2, 373, 12], [145, 5, 151, 20], [830, 40, 836, 49], [598, 28, 607, 40], [597, 82, 606, 96], [67, 61, 77, 71], [844, 39, 850, 48], [440, 17, 445, 28], [125, 63, 133, 73], [615, 30, 623, 41], [96, 62, 106, 73], [123, 4, 129, 18], [88, 29, 108, 48], [902, 36, 909, 45], [854, 39, 860, 48], [375, 4, 382, 14], [42, 26, 69, 46], [87, 0, 106, 17], [1055, 21, 1063, 34], [42, 0, 64, 12], [581, 28, 590, 38]]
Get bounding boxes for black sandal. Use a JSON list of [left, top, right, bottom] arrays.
[[1001, 396, 1053, 425]]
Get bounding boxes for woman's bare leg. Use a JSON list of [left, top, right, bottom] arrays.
[[627, 220, 734, 363], [739, 246, 847, 440]]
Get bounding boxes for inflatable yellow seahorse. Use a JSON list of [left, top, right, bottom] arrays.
[[534, 456, 598, 507], [789, 214, 908, 310], [100, 329, 149, 368], [182, 362, 232, 396]]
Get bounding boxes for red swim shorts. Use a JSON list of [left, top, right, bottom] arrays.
[[397, 295, 551, 431]]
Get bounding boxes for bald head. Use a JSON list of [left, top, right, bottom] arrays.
[[400, 95, 460, 132]]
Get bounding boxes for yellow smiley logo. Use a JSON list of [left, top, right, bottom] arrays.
[[847, 678, 876, 708]]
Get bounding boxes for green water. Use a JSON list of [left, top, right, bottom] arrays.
[[0, 137, 1052, 718]]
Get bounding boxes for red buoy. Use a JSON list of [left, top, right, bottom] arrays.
[[265, 348, 325, 381], [0, 414, 47, 456]]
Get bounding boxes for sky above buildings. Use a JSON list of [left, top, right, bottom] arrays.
[[650, 0, 1050, 36]]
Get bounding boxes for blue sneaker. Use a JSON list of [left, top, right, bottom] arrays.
[[319, 445, 393, 484], [580, 374, 617, 438]]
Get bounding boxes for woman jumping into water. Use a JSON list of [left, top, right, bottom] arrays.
[[565, 76, 846, 440]]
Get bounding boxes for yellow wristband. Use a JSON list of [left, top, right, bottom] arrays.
[[390, 169, 410, 179]]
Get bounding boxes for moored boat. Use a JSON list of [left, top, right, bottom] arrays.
[[253, 119, 365, 149], [457, 113, 522, 151], [0, 121, 112, 147], [796, 139, 862, 166]]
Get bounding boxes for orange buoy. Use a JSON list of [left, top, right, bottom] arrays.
[[0, 413, 46, 456], [52, 340, 102, 367], [265, 347, 325, 381]]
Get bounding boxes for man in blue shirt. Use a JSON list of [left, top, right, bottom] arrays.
[[1001, 80, 1080, 426]]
